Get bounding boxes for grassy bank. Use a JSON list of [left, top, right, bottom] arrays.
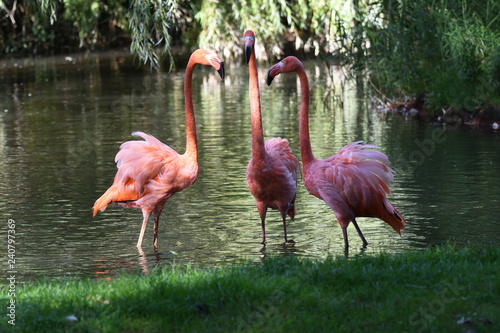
[[2, 244, 499, 332]]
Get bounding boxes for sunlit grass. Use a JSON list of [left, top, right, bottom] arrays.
[[2, 243, 499, 332]]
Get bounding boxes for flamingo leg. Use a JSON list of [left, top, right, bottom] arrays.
[[257, 203, 268, 244], [282, 214, 288, 243], [281, 208, 295, 243], [352, 219, 368, 246], [342, 227, 349, 248], [260, 217, 266, 244], [152, 205, 165, 248], [153, 214, 159, 248], [137, 210, 151, 248]]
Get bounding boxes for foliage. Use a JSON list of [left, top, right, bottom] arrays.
[[1, 0, 129, 55], [440, 13, 500, 110], [195, 0, 346, 61], [1, 0, 195, 68], [128, 0, 184, 70], [62, 0, 100, 47], [2, 0, 500, 113], [1, 1, 348, 65], [1, 1, 55, 54], [335, 0, 500, 114], [1, 244, 499, 332]]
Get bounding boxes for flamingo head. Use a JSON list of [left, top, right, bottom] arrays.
[[193, 49, 225, 79], [266, 56, 302, 86], [244, 30, 255, 64]]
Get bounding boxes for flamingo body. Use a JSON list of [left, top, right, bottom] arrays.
[[93, 131, 196, 213], [246, 137, 299, 218], [244, 30, 300, 243], [267, 56, 405, 248], [302, 142, 405, 234], [93, 49, 224, 248]]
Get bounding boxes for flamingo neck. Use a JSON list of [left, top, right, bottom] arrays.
[[297, 68, 315, 165], [248, 49, 266, 159], [184, 59, 198, 161]]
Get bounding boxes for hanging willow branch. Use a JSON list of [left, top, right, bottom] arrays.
[[128, 0, 180, 70], [37, 0, 180, 70], [37, 0, 57, 24]]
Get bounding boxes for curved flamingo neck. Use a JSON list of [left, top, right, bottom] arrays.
[[248, 48, 266, 159], [296, 67, 315, 165], [184, 58, 198, 160]]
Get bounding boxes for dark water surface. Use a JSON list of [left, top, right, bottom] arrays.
[[1, 52, 499, 280]]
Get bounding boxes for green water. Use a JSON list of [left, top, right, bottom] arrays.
[[1, 52, 499, 279]]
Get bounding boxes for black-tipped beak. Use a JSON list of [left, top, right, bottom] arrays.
[[245, 45, 252, 64], [217, 62, 225, 80], [267, 70, 274, 86]]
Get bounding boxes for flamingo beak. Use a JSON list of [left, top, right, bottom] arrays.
[[204, 53, 225, 80], [245, 45, 252, 64], [217, 62, 225, 80], [267, 61, 285, 86], [244, 36, 254, 64], [266, 69, 275, 86]]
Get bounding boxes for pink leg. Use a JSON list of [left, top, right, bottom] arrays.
[[257, 203, 267, 244], [352, 219, 368, 246], [282, 215, 288, 243], [152, 205, 165, 248], [342, 227, 349, 248], [137, 210, 151, 248], [280, 209, 290, 243], [153, 215, 159, 248], [261, 219, 267, 243]]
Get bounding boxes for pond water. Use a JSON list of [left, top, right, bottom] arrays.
[[1, 51, 499, 280]]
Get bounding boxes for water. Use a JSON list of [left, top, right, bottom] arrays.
[[1, 52, 499, 280]]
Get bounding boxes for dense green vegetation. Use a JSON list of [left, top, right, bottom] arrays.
[[1, 244, 499, 332], [2, 0, 500, 114], [350, 0, 500, 115]]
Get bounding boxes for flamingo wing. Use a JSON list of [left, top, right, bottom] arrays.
[[265, 137, 300, 182], [321, 141, 395, 216], [92, 132, 181, 215], [114, 131, 180, 196]]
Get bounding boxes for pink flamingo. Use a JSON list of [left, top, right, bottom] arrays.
[[267, 56, 406, 248], [92, 49, 224, 248], [244, 30, 300, 243]]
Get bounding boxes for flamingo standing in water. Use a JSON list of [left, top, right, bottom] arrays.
[[267, 56, 406, 248], [92, 49, 225, 248], [244, 30, 300, 243]]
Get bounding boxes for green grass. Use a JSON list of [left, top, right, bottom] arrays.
[[2, 243, 499, 332]]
